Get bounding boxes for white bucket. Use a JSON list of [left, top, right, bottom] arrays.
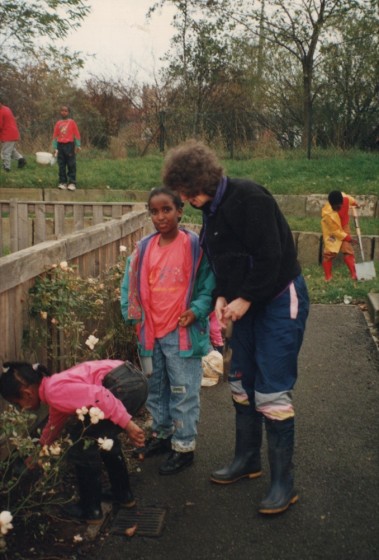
[[36, 151, 53, 165]]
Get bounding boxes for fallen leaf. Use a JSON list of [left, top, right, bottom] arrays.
[[125, 524, 138, 537]]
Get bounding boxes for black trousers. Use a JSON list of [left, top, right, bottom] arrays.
[[57, 141, 76, 184]]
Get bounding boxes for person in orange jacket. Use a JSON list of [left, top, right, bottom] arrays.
[[321, 190, 359, 281]]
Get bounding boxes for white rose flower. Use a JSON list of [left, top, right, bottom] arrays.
[[73, 534, 83, 543], [89, 407, 105, 424], [49, 443, 62, 456], [39, 445, 50, 457], [0, 511, 13, 535], [76, 406, 89, 421], [59, 261, 69, 271], [119, 245, 127, 253], [97, 437, 114, 451], [85, 335, 99, 350]]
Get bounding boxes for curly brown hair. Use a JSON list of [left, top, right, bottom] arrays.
[[162, 139, 224, 197]]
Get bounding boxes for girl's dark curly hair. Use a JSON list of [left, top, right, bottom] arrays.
[[162, 139, 224, 197], [147, 187, 184, 222], [0, 361, 50, 401]]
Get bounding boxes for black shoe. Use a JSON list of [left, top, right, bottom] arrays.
[[61, 502, 103, 524], [18, 158, 26, 169], [159, 451, 194, 475], [132, 436, 172, 459], [102, 487, 136, 508]]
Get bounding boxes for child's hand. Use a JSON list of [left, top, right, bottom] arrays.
[[54, 150, 58, 157], [125, 420, 145, 447], [178, 309, 196, 327]]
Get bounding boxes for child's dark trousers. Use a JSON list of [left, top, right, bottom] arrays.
[[57, 141, 76, 185]]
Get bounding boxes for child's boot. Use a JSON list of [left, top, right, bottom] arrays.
[[64, 465, 103, 524], [101, 451, 136, 508], [322, 260, 333, 281], [343, 254, 357, 280]]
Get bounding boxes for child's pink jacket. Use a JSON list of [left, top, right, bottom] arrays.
[[38, 360, 132, 445]]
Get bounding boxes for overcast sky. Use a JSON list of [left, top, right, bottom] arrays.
[[63, 0, 177, 82]]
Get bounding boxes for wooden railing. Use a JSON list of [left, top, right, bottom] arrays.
[[0, 200, 144, 255], [0, 208, 151, 367]]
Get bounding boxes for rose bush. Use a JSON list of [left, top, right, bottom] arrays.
[[24, 250, 137, 370]]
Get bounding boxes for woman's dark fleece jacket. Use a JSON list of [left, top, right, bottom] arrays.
[[201, 177, 301, 307]]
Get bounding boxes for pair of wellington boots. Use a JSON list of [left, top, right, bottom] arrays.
[[211, 405, 297, 515], [66, 451, 135, 524], [323, 255, 357, 281]]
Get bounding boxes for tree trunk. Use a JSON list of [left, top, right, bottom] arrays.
[[303, 60, 313, 160]]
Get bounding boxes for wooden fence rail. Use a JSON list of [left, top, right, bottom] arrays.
[[0, 208, 150, 366], [0, 200, 144, 255]]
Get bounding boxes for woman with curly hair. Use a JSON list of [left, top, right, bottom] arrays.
[[162, 139, 309, 515]]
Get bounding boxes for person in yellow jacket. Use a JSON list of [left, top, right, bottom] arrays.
[[321, 190, 359, 281]]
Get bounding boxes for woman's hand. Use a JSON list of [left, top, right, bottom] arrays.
[[215, 297, 228, 328], [222, 297, 251, 322], [125, 420, 145, 448]]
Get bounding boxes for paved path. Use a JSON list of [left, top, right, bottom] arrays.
[[89, 304, 379, 560]]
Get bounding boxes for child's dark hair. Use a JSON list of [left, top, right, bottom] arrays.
[[147, 187, 184, 223], [328, 190, 343, 206], [0, 361, 50, 401]]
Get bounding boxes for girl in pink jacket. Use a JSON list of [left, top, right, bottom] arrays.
[[0, 360, 147, 524]]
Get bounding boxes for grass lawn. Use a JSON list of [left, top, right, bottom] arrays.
[[302, 263, 378, 304], [1, 148, 378, 304], [1, 148, 378, 195]]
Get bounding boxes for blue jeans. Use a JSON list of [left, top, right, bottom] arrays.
[[148, 329, 203, 452]]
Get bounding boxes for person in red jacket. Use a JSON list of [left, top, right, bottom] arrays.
[[52, 105, 81, 191], [0, 102, 26, 172]]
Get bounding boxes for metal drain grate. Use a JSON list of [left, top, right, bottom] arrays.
[[110, 506, 167, 537]]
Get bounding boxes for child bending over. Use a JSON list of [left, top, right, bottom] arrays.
[[0, 360, 147, 524]]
